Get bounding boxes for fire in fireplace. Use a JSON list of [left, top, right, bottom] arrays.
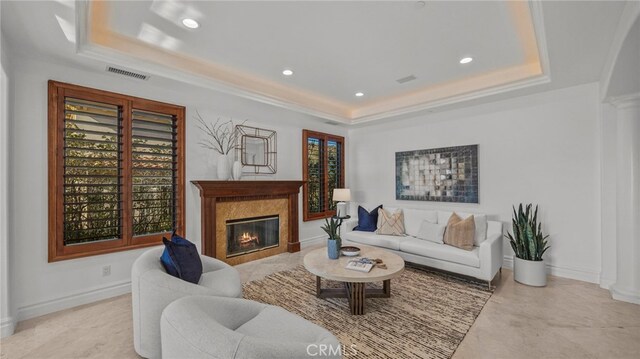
[[226, 215, 279, 257]]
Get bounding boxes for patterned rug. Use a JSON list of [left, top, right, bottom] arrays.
[[243, 265, 492, 359]]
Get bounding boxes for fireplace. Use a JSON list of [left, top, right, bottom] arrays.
[[226, 215, 279, 258], [192, 180, 305, 265]]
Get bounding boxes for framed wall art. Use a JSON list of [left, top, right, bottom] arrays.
[[395, 145, 478, 203]]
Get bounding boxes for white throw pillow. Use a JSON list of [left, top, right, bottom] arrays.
[[471, 214, 487, 246], [415, 220, 446, 244], [403, 208, 438, 237]]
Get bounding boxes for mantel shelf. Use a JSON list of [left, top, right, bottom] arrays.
[[191, 180, 306, 198]]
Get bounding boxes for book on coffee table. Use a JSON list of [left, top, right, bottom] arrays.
[[345, 258, 374, 273]]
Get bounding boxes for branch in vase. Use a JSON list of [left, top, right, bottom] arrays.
[[196, 111, 248, 156]]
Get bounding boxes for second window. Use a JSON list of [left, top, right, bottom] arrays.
[[302, 130, 345, 221]]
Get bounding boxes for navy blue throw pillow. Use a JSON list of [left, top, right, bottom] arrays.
[[160, 244, 180, 278], [160, 233, 203, 284], [354, 205, 383, 232]]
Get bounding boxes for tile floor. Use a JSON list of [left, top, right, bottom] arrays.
[[1, 244, 638, 359]]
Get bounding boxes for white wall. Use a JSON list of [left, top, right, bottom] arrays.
[[7, 53, 346, 323], [348, 83, 602, 283], [1, 28, 15, 337]]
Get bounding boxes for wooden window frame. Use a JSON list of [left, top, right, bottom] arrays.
[[302, 130, 345, 222], [48, 80, 185, 262]]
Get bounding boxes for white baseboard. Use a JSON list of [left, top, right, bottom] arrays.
[[14, 238, 325, 324], [502, 256, 600, 284], [300, 235, 325, 249], [610, 284, 640, 305], [13, 237, 326, 327], [16, 280, 131, 323], [599, 276, 616, 290], [1, 316, 15, 338]]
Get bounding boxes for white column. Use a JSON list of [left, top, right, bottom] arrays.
[[0, 32, 14, 336], [611, 95, 640, 304]]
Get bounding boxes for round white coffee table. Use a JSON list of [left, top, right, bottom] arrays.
[[303, 244, 405, 315]]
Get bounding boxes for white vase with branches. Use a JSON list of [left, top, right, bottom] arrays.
[[196, 112, 244, 180]]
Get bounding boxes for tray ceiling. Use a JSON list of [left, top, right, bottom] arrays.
[[77, 0, 549, 124]]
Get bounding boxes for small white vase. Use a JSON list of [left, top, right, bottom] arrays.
[[232, 160, 242, 180], [513, 257, 547, 287], [216, 154, 231, 180]]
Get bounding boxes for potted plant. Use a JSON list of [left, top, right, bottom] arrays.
[[321, 217, 342, 260], [505, 204, 550, 286]]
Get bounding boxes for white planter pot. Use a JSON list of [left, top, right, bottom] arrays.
[[216, 154, 231, 180], [513, 256, 547, 287], [232, 160, 242, 180]]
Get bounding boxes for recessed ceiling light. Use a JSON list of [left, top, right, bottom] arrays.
[[182, 18, 199, 29], [459, 57, 473, 64], [355, 92, 364, 97], [282, 69, 294, 76]]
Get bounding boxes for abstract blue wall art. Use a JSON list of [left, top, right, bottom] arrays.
[[396, 145, 479, 203]]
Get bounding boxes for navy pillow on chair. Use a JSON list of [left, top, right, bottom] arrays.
[[160, 244, 179, 278], [160, 233, 203, 284], [354, 205, 383, 232]]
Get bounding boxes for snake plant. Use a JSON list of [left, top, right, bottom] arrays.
[[505, 204, 550, 261], [321, 217, 341, 241]]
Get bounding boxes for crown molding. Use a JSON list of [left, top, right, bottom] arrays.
[[530, 0, 551, 79], [607, 92, 640, 109], [75, 0, 551, 125], [75, 1, 352, 124], [77, 40, 353, 124], [75, 0, 90, 50], [350, 0, 550, 124], [350, 73, 551, 124]]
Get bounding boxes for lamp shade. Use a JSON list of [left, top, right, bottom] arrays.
[[332, 188, 351, 202]]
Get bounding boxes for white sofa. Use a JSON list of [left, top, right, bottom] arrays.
[[343, 207, 503, 288]]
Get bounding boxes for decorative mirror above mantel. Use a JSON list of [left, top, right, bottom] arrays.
[[235, 125, 277, 174]]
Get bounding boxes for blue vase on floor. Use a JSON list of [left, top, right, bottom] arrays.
[[327, 239, 340, 259]]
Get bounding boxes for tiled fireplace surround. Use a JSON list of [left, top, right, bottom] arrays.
[[192, 181, 305, 265]]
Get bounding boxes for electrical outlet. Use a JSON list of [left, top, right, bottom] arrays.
[[102, 265, 111, 277]]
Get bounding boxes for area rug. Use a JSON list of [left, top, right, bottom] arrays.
[[243, 265, 492, 359]]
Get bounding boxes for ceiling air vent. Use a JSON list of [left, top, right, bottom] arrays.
[[396, 75, 417, 84], [105, 66, 149, 81]]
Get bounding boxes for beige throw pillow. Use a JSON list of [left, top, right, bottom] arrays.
[[376, 208, 406, 236], [444, 213, 475, 251]]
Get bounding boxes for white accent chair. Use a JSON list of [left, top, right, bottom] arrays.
[[161, 295, 342, 359], [132, 247, 243, 359]]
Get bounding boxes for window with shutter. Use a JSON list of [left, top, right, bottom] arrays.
[[302, 130, 345, 221], [63, 98, 123, 245], [48, 81, 185, 261], [131, 110, 177, 237]]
